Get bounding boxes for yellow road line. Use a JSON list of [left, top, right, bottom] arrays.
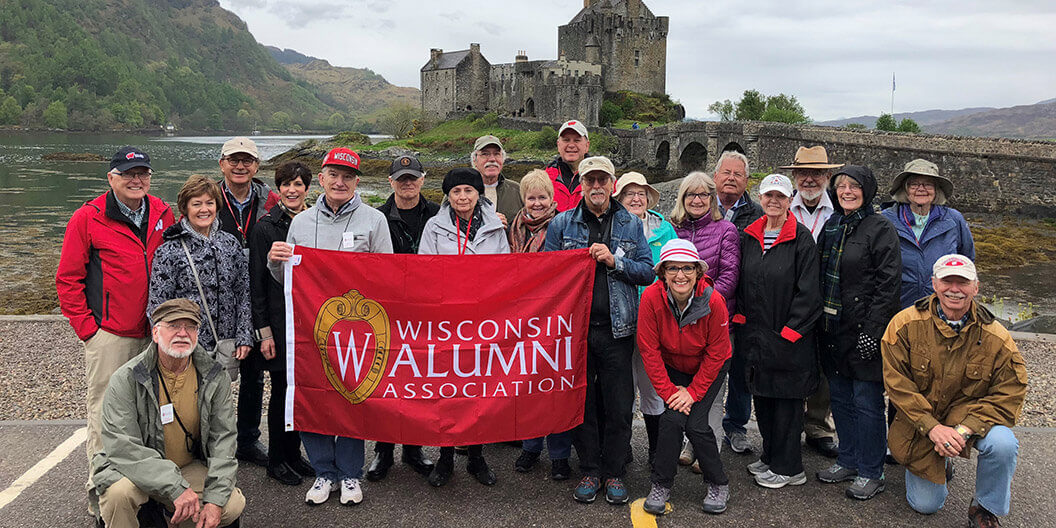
[[630, 497, 672, 527], [0, 427, 86, 510]]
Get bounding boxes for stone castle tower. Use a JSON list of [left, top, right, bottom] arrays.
[[420, 0, 667, 126]]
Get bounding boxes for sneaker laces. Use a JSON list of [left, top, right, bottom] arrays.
[[852, 476, 870, 488], [342, 478, 359, 489], [578, 476, 600, 490], [312, 478, 331, 491], [648, 485, 668, 502], [606, 478, 625, 491], [827, 463, 846, 473], [706, 484, 726, 501]]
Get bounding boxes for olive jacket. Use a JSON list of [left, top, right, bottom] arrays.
[[881, 295, 1028, 484]]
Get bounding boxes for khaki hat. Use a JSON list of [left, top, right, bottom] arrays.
[[473, 135, 503, 152], [779, 146, 844, 170], [558, 120, 589, 139], [151, 298, 202, 325], [933, 254, 977, 281], [889, 158, 954, 204], [578, 156, 614, 179], [613, 172, 660, 210], [221, 137, 259, 159]]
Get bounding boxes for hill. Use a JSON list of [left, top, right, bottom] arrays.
[[818, 107, 994, 128], [925, 101, 1056, 139], [265, 47, 420, 119], [0, 0, 393, 132]]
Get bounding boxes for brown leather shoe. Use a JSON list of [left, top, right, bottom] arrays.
[[967, 504, 1001, 528]]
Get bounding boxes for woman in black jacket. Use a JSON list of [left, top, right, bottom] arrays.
[[731, 174, 821, 490], [248, 162, 316, 485], [815, 165, 901, 500]]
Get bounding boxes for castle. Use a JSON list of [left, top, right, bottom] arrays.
[[420, 0, 668, 127]]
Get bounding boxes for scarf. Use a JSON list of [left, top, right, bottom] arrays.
[[509, 203, 558, 253], [819, 207, 869, 332], [449, 203, 483, 242]]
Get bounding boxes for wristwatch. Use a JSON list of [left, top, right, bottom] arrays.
[[954, 424, 972, 442], [254, 327, 274, 343]]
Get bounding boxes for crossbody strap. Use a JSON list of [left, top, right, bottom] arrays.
[[180, 240, 221, 346]]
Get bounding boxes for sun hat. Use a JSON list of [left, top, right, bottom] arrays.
[[889, 158, 954, 204], [779, 146, 844, 170], [613, 172, 660, 210], [654, 239, 709, 274]]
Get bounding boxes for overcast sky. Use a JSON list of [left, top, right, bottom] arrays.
[[218, 0, 1056, 121]]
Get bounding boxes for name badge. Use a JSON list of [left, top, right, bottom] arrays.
[[342, 232, 358, 249], [614, 247, 626, 259], [160, 403, 174, 425]]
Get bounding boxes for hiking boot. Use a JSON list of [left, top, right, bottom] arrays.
[[467, 456, 497, 486], [366, 450, 393, 482], [604, 478, 629, 505], [339, 478, 363, 505], [816, 463, 858, 483], [304, 477, 335, 505], [845, 476, 885, 500], [678, 438, 694, 465], [551, 458, 571, 481], [701, 483, 729, 514], [401, 446, 435, 477], [427, 458, 453, 487], [746, 459, 770, 476], [643, 483, 670, 515], [725, 432, 752, 454], [754, 470, 807, 489], [515, 450, 540, 473], [573, 476, 601, 503], [967, 503, 1001, 528]]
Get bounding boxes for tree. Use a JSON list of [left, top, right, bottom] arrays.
[[897, 118, 921, 133], [875, 113, 897, 131], [377, 103, 419, 139], [845, 123, 867, 129], [43, 100, 68, 128], [599, 100, 623, 127], [328, 112, 345, 130], [761, 94, 810, 124], [734, 90, 766, 121], [0, 96, 21, 124], [708, 99, 734, 121], [270, 111, 292, 131]]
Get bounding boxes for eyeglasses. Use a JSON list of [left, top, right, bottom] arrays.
[[581, 176, 611, 187], [622, 191, 648, 199], [907, 181, 935, 190], [664, 265, 698, 276], [223, 157, 258, 166], [835, 182, 862, 192], [115, 170, 152, 181], [685, 192, 711, 201], [158, 322, 199, 333]]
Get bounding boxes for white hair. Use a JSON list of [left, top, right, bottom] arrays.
[[470, 146, 508, 165], [713, 150, 749, 175]]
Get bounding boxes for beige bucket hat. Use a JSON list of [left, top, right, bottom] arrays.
[[889, 158, 954, 204], [613, 172, 660, 210]]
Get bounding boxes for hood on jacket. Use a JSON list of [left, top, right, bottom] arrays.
[[832, 165, 878, 214]]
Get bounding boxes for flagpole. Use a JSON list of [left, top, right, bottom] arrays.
[[891, 72, 895, 116]]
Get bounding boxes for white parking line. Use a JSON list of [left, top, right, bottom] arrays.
[[0, 426, 86, 510]]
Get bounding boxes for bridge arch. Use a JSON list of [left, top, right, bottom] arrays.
[[679, 141, 708, 174], [654, 141, 670, 170]]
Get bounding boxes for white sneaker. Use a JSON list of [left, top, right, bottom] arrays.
[[754, 469, 807, 489], [746, 459, 770, 476], [305, 477, 335, 505], [340, 478, 363, 505]]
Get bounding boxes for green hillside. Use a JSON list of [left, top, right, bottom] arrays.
[[0, 0, 339, 131]]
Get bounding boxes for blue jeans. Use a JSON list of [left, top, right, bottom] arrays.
[[904, 426, 1018, 516], [299, 432, 364, 481], [722, 342, 751, 436], [522, 431, 573, 459], [828, 373, 886, 479]]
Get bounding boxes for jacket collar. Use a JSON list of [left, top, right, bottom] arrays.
[[316, 192, 362, 219], [663, 277, 715, 328], [744, 214, 799, 251], [790, 189, 834, 215], [433, 202, 504, 237], [382, 193, 431, 222], [104, 191, 148, 230], [130, 343, 223, 389], [915, 294, 995, 337], [571, 197, 627, 225]]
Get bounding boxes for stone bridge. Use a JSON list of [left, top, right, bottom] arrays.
[[610, 121, 1056, 216]]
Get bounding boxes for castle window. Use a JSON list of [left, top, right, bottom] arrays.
[[635, 50, 640, 67]]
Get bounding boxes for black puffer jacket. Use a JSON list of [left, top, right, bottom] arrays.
[[248, 204, 293, 371], [817, 165, 902, 382], [732, 214, 822, 399], [376, 193, 440, 254]]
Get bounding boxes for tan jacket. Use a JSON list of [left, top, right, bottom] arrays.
[[881, 295, 1028, 484]]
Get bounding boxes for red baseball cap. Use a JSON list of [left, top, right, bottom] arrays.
[[322, 148, 362, 174]]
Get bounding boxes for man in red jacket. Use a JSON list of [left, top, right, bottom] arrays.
[[545, 120, 590, 211], [55, 147, 175, 486]]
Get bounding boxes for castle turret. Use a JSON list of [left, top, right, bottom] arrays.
[[585, 35, 600, 64]]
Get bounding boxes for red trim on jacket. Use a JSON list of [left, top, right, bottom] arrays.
[[56, 192, 174, 340], [731, 314, 746, 324], [780, 326, 802, 343], [636, 277, 732, 402], [743, 214, 799, 253]]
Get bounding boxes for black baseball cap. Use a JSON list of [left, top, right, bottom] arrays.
[[389, 155, 424, 180], [110, 146, 152, 172]]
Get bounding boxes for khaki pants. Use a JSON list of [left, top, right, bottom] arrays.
[[85, 330, 150, 464], [99, 462, 245, 528], [803, 371, 836, 439]]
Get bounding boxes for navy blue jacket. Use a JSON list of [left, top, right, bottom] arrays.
[[880, 204, 975, 309]]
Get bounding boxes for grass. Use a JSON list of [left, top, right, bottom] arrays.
[[610, 119, 668, 129], [369, 114, 556, 160]]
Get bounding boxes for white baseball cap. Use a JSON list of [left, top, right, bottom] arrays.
[[558, 120, 589, 139], [758, 173, 794, 198], [933, 254, 977, 281]]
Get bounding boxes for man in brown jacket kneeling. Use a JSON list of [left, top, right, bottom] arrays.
[[882, 254, 1027, 528]]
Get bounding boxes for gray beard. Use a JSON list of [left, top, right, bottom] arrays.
[[160, 341, 194, 359], [799, 188, 823, 202]]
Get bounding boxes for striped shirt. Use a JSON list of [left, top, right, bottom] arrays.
[[763, 229, 780, 251]]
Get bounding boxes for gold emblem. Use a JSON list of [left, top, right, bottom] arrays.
[[313, 290, 390, 404], [400, 157, 411, 166]]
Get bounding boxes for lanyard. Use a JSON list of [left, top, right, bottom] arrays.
[[222, 191, 251, 244], [157, 367, 195, 450], [456, 215, 473, 256], [792, 206, 823, 236], [901, 206, 925, 242]]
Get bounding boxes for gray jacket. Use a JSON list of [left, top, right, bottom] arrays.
[[89, 344, 236, 511], [269, 193, 392, 281], [418, 203, 511, 255]]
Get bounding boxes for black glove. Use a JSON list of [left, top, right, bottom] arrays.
[[856, 332, 880, 361]]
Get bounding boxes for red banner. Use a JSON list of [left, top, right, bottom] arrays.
[[283, 246, 595, 446]]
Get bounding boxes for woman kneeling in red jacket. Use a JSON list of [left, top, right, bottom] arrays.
[[637, 239, 732, 516]]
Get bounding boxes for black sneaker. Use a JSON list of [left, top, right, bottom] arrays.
[[551, 458, 571, 481], [235, 441, 269, 466], [515, 450, 540, 472], [467, 456, 497, 486]]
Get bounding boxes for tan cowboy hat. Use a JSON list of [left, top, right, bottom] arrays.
[[889, 158, 954, 204], [779, 146, 844, 170], [613, 172, 660, 210]]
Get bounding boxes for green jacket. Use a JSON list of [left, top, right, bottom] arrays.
[[492, 174, 524, 221], [89, 344, 237, 510]]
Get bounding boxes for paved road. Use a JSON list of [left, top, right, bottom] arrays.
[[1, 420, 1053, 527]]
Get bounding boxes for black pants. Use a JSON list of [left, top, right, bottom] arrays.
[[573, 324, 634, 479], [237, 356, 265, 448], [439, 445, 482, 461], [754, 395, 804, 476], [652, 364, 729, 488], [374, 442, 424, 456], [266, 368, 303, 466]]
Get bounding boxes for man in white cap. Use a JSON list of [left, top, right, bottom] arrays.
[[471, 135, 522, 225], [882, 254, 1026, 528], [216, 137, 280, 469], [545, 120, 591, 212]]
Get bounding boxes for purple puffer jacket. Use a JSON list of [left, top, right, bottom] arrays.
[[675, 215, 741, 314]]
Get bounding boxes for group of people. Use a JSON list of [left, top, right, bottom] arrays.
[[56, 119, 1027, 528]]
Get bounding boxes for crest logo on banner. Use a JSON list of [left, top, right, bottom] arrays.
[[313, 290, 390, 404]]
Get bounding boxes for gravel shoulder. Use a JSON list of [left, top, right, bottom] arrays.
[[1, 320, 1052, 426]]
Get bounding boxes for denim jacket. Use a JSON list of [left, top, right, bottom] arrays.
[[544, 200, 655, 338]]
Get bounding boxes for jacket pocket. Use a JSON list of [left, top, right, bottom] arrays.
[[561, 237, 587, 250], [909, 352, 932, 392], [961, 361, 992, 397]]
